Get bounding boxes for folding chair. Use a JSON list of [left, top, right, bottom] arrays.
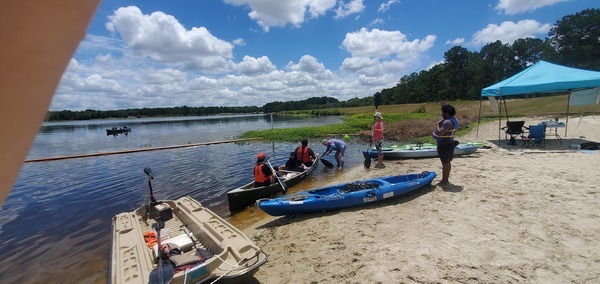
[[521, 124, 546, 148], [501, 121, 527, 145]]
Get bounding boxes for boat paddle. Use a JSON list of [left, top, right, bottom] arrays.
[[319, 157, 334, 168], [365, 92, 381, 169], [149, 221, 174, 284], [267, 160, 288, 194]]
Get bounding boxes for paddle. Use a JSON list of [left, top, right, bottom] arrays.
[[149, 221, 174, 284], [267, 160, 287, 194], [320, 157, 334, 168], [365, 93, 381, 169]]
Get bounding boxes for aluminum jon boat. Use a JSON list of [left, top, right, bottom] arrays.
[[257, 171, 436, 216]]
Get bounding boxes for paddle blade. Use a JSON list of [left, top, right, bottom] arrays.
[[364, 156, 371, 169], [320, 158, 334, 168]]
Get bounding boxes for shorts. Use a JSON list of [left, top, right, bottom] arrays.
[[437, 142, 455, 163], [374, 139, 384, 154]]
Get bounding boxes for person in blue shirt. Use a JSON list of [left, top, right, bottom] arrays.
[[321, 139, 347, 169]]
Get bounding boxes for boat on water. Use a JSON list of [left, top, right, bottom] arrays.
[[110, 168, 267, 284], [363, 144, 478, 160], [257, 171, 436, 216], [227, 157, 320, 212], [106, 127, 132, 135]]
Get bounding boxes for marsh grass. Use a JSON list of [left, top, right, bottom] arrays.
[[241, 95, 599, 142]]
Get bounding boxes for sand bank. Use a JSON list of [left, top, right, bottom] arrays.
[[247, 115, 600, 283]]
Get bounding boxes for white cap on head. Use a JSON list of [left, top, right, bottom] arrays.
[[374, 112, 383, 120]]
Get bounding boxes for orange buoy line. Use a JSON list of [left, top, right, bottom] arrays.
[[25, 138, 262, 163]]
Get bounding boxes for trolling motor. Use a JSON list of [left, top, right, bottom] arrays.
[[143, 167, 173, 223], [144, 167, 175, 284]]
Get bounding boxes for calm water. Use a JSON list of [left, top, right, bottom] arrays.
[[0, 114, 367, 283]]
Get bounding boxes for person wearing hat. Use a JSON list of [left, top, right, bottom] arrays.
[[254, 152, 277, 187], [372, 112, 385, 168], [321, 138, 347, 169]]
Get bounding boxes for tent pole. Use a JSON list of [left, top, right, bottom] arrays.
[[498, 97, 503, 147], [565, 93, 570, 137], [476, 97, 483, 138]]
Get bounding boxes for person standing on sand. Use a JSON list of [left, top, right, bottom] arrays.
[[321, 139, 347, 169], [372, 112, 385, 168], [432, 104, 459, 185]]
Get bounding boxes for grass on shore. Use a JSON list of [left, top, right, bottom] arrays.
[[240, 95, 600, 142]]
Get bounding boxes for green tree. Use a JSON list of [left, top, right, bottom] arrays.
[[548, 8, 600, 70], [511, 38, 555, 68]]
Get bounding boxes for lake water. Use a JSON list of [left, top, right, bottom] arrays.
[[0, 114, 368, 283]]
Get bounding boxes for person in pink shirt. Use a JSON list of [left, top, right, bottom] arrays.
[[372, 112, 385, 168]]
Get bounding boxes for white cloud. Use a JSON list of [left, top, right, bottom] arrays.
[[232, 38, 246, 46], [237, 56, 277, 75], [445, 38, 465, 45], [368, 18, 384, 27], [342, 28, 436, 59], [495, 0, 571, 15], [224, 0, 337, 31], [472, 19, 552, 45], [50, 5, 439, 111], [106, 6, 234, 73], [285, 55, 326, 73], [334, 0, 365, 19], [378, 0, 400, 13]]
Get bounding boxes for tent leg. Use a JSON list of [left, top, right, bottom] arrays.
[[476, 98, 483, 138], [565, 93, 570, 137]]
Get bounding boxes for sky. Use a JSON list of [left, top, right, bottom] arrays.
[[50, 0, 599, 111]]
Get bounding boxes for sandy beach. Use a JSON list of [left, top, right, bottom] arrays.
[[246, 115, 600, 283]]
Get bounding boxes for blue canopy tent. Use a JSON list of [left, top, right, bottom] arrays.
[[478, 60, 600, 141]]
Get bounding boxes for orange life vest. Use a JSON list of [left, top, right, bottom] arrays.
[[298, 146, 311, 163], [254, 163, 269, 183]]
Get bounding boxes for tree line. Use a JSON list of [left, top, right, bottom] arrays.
[[46, 8, 599, 121]]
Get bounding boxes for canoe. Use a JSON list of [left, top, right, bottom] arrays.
[[363, 144, 478, 160], [106, 128, 131, 135], [227, 157, 319, 212], [110, 195, 267, 284], [257, 171, 436, 216]]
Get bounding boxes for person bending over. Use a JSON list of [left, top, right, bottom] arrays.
[[321, 139, 347, 169]]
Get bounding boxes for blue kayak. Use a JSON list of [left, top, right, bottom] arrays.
[[257, 171, 436, 216]]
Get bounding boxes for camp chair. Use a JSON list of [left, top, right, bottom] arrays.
[[521, 124, 546, 148], [501, 121, 527, 145]]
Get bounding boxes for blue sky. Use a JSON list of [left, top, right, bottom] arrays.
[[51, 0, 599, 111]]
